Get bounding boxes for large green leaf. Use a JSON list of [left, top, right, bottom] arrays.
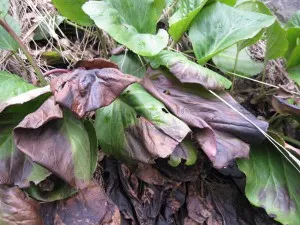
[[110, 52, 146, 78], [14, 98, 98, 189], [218, 0, 236, 6], [0, 0, 9, 18], [169, 0, 208, 42], [0, 71, 35, 102], [189, 2, 275, 63], [51, 0, 93, 26], [286, 11, 300, 28], [148, 50, 232, 90], [0, 15, 21, 51], [82, 0, 169, 56], [265, 21, 289, 60], [235, 0, 272, 51], [238, 140, 300, 225], [285, 28, 300, 69], [213, 45, 264, 77], [287, 65, 300, 86], [235, 0, 272, 15], [95, 83, 190, 163]]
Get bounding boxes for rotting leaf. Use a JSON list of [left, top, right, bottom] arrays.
[[186, 174, 278, 225], [148, 50, 232, 90], [0, 124, 50, 187], [14, 97, 98, 188], [74, 58, 119, 70], [238, 138, 300, 225], [95, 83, 190, 163], [168, 138, 198, 167], [40, 182, 121, 225], [142, 68, 268, 168], [50, 67, 138, 118], [104, 158, 185, 225], [25, 176, 78, 202], [0, 186, 43, 225], [272, 95, 300, 122], [0, 73, 51, 187]]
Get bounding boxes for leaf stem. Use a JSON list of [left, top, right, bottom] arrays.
[[0, 18, 47, 86], [230, 49, 240, 93], [282, 135, 300, 148], [169, 40, 177, 50], [260, 57, 268, 94]]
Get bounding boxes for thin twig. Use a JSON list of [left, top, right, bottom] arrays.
[[13, 53, 29, 81], [0, 18, 47, 86], [231, 50, 240, 93]]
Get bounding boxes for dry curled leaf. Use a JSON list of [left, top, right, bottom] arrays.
[[74, 58, 119, 70], [0, 186, 43, 225], [40, 182, 121, 225], [14, 97, 97, 189], [50, 68, 138, 117], [143, 69, 268, 168]]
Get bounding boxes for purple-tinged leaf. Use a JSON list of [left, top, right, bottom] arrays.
[[142, 69, 268, 168], [50, 68, 138, 118]]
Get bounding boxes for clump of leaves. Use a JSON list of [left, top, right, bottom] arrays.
[[1, 0, 300, 224]]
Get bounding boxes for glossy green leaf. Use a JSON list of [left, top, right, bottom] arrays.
[[111, 52, 146, 78], [235, 0, 272, 51], [0, 15, 21, 51], [213, 45, 264, 77], [218, 0, 236, 6], [0, 71, 35, 102], [237, 31, 263, 52], [207, 0, 237, 6], [235, 0, 272, 15], [285, 28, 300, 69], [238, 139, 300, 225], [0, 0, 9, 18], [82, 0, 168, 56], [84, 120, 98, 175], [169, 0, 208, 42], [287, 65, 300, 86], [265, 21, 289, 60], [95, 83, 190, 163], [148, 50, 232, 90], [286, 11, 300, 28], [189, 2, 275, 63], [51, 0, 93, 26]]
